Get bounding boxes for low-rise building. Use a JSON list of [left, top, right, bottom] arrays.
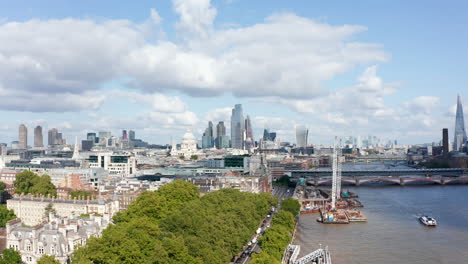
[[7, 196, 119, 226], [6, 214, 109, 264]]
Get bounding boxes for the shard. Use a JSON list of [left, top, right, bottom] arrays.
[[454, 95, 467, 151]]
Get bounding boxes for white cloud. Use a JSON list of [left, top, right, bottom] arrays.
[[173, 0, 217, 37], [403, 96, 440, 115], [0, 1, 389, 112]]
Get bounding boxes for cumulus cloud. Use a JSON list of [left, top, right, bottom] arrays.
[[403, 96, 440, 115], [0, 0, 389, 112]]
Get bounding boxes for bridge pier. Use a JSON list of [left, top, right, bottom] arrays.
[[399, 177, 404, 186]]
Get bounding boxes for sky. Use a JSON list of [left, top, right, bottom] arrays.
[[0, 0, 467, 146]]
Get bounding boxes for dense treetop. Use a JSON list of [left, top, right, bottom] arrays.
[[69, 190, 93, 199], [13, 170, 56, 197], [0, 205, 16, 227], [38, 255, 61, 264], [72, 180, 277, 264], [0, 248, 22, 264]]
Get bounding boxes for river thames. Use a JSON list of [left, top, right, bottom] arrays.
[[293, 165, 468, 264]]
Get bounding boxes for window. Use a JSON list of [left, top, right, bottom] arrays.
[[39, 245, 44, 254], [51, 245, 56, 255], [26, 242, 32, 252]]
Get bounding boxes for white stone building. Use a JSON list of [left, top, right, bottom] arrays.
[[87, 152, 136, 177], [171, 130, 201, 158], [6, 214, 109, 264], [7, 196, 119, 226]]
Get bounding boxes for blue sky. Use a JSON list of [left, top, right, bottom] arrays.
[[0, 0, 467, 145]]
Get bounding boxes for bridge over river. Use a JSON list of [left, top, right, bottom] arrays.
[[288, 168, 468, 186]]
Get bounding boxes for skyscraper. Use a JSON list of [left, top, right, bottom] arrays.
[[48, 128, 58, 146], [245, 116, 254, 150], [295, 125, 308, 148], [34, 125, 44, 147], [87, 132, 97, 144], [454, 95, 467, 151], [442, 128, 449, 156], [202, 121, 214, 149], [129, 130, 136, 141], [18, 124, 28, 149], [231, 104, 244, 149], [215, 121, 229, 149], [122, 130, 128, 140]]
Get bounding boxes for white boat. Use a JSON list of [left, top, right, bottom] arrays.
[[419, 216, 437, 226]]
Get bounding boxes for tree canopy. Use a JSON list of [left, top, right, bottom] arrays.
[[13, 170, 56, 197], [281, 198, 300, 216], [254, 199, 299, 262], [0, 248, 22, 264], [72, 180, 276, 264], [0, 205, 16, 227], [70, 190, 93, 199], [38, 255, 61, 264]]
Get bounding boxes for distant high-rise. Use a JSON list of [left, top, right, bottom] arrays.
[[122, 130, 128, 140], [442, 128, 449, 156], [48, 128, 65, 145], [231, 104, 245, 149], [245, 116, 254, 150], [202, 121, 214, 149], [215, 121, 229, 149], [18, 124, 28, 149], [129, 130, 136, 141], [34, 125, 44, 148], [295, 125, 308, 148], [87, 133, 97, 144], [454, 95, 467, 151], [48, 128, 58, 146]]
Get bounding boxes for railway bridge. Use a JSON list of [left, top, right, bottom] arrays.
[[309, 175, 468, 186]]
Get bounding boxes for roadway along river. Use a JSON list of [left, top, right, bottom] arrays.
[[293, 185, 468, 264]]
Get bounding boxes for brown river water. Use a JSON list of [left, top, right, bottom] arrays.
[[293, 185, 468, 264]]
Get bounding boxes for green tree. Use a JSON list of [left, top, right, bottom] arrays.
[[281, 198, 300, 216], [190, 155, 198, 160], [13, 170, 56, 197], [259, 225, 291, 260], [70, 190, 93, 199], [0, 181, 6, 203], [44, 203, 56, 220], [73, 181, 275, 264], [272, 210, 295, 230], [14, 170, 37, 194], [38, 255, 60, 264], [0, 248, 22, 264], [179, 155, 185, 160], [250, 251, 281, 264], [0, 205, 16, 227], [0, 181, 6, 194]]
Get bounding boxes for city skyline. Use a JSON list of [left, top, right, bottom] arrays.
[[0, 0, 467, 145]]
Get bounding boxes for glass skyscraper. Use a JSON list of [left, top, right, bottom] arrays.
[[231, 104, 244, 149], [295, 125, 308, 148], [454, 95, 467, 151]]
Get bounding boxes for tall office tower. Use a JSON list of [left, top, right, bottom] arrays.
[[215, 121, 229, 149], [262, 128, 270, 141], [129, 130, 136, 141], [443, 128, 449, 156], [0, 143, 7, 155], [356, 135, 362, 149], [98, 131, 112, 145], [216, 121, 226, 137], [18, 124, 28, 149], [87, 133, 97, 144], [454, 95, 467, 151], [34, 125, 44, 147], [122, 130, 128, 140], [48, 128, 58, 145], [245, 116, 254, 150], [295, 125, 308, 148], [202, 121, 214, 149], [230, 104, 245, 149]]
